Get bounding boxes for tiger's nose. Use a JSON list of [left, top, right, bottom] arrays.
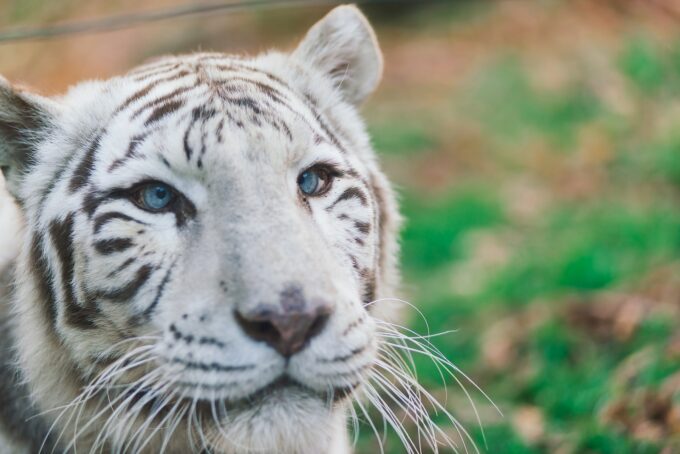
[[235, 286, 333, 357], [235, 304, 332, 357]]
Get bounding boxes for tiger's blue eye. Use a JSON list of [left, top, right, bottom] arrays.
[[298, 170, 320, 195], [141, 183, 173, 211]]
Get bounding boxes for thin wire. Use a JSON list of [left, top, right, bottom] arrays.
[[0, 0, 438, 44], [0, 0, 331, 43]]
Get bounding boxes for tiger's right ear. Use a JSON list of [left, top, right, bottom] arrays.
[[0, 77, 57, 201]]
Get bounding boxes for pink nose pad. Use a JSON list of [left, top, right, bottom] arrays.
[[235, 302, 333, 357]]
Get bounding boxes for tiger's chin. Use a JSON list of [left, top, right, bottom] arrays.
[[203, 380, 350, 454]]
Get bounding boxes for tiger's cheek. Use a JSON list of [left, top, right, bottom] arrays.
[[79, 216, 182, 320], [310, 200, 377, 307]]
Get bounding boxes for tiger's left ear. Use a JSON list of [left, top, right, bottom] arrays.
[[0, 77, 57, 200], [293, 5, 383, 106]]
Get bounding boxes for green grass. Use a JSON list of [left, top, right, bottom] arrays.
[[355, 4, 680, 453], [486, 203, 680, 303], [400, 188, 504, 275]]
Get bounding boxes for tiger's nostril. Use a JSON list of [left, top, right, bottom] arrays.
[[235, 301, 332, 357]]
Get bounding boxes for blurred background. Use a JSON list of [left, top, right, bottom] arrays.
[[1, 0, 680, 452]]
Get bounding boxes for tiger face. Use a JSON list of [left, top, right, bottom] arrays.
[[0, 5, 401, 454]]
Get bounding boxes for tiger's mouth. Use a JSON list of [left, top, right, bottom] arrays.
[[126, 374, 359, 417], [228, 375, 357, 407], [188, 375, 359, 414]]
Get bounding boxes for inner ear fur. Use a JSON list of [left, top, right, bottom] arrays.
[[293, 5, 384, 106], [0, 77, 56, 200]]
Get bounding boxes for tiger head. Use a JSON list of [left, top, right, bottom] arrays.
[[0, 5, 401, 453]]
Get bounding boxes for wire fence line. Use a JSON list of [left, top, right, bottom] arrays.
[[0, 0, 441, 44]]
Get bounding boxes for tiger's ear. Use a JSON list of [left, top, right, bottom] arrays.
[[0, 77, 57, 200], [293, 5, 383, 106]]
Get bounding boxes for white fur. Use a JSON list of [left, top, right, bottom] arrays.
[[0, 177, 21, 270]]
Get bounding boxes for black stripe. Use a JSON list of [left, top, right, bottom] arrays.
[[131, 84, 198, 120], [193, 106, 218, 121], [184, 106, 217, 161], [169, 357, 254, 373], [28, 234, 58, 329], [94, 264, 153, 302], [216, 118, 224, 143], [69, 134, 102, 193], [327, 187, 368, 211], [278, 119, 293, 141], [106, 257, 136, 278], [217, 89, 273, 115], [355, 221, 371, 235], [49, 214, 98, 329], [183, 118, 196, 160], [370, 176, 388, 300], [144, 99, 185, 126], [347, 254, 360, 271], [116, 84, 157, 114], [304, 92, 319, 108], [311, 109, 347, 154], [207, 62, 290, 87], [108, 132, 151, 172], [197, 128, 208, 169], [338, 214, 371, 235], [93, 212, 147, 234], [362, 274, 376, 306], [82, 190, 103, 217], [122, 69, 191, 109], [93, 238, 134, 255], [342, 314, 366, 337], [131, 263, 174, 325], [131, 63, 183, 82], [225, 77, 290, 105], [128, 60, 179, 76], [39, 158, 72, 210], [319, 346, 367, 363]]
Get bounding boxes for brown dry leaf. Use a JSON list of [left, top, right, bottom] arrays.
[[503, 178, 550, 224], [482, 320, 520, 371], [612, 347, 655, 390], [512, 406, 545, 445], [565, 293, 651, 342], [450, 230, 511, 297], [661, 372, 680, 400], [481, 317, 522, 371], [641, 264, 680, 312], [481, 305, 548, 372], [602, 388, 680, 442]]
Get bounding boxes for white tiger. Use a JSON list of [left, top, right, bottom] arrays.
[[0, 5, 465, 453]]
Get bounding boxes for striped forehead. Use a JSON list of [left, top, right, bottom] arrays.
[[99, 58, 339, 172]]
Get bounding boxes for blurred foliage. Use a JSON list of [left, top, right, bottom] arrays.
[[465, 57, 601, 149], [400, 188, 503, 274], [358, 1, 680, 453]]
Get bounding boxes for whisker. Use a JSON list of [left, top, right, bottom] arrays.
[[352, 388, 385, 454]]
